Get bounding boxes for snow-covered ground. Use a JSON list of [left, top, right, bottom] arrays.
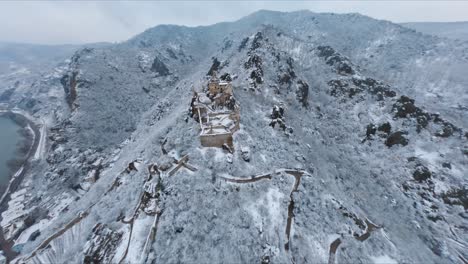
[[0, 9, 466, 264]]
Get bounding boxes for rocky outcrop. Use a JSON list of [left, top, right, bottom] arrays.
[[393, 96, 427, 132], [442, 187, 468, 209], [296, 80, 309, 108], [60, 71, 79, 110], [269, 104, 286, 130], [385, 131, 408, 147], [83, 224, 123, 264], [393, 96, 460, 135], [269, 104, 292, 134], [328, 79, 363, 98], [207, 57, 221, 76], [238, 37, 249, 52], [366, 124, 377, 138], [393, 96, 421, 118], [151, 56, 170, 76], [240, 146, 251, 162], [165, 48, 178, 60], [250, 32, 263, 51], [277, 57, 296, 86], [352, 77, 396, 100], [413, 165, 432, 182], [365, 122, 392, 140], [378, 122, 392, 135], [221, 38, 233, 52], [317, 45, 354, 75], [220, 73, 232, 82], [245, 54, 263, 87]]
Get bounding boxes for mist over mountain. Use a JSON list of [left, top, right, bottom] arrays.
[[0, 10, 467, 264], [403, 21, 468, 41]]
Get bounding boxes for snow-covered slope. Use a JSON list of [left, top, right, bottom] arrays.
[[402, 21, 468, 42], [1, 10, 467, 264]]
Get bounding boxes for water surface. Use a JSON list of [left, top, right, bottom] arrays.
[[0, 115, 21, 185]]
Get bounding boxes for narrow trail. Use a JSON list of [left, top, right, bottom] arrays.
[[117, 190, 145, 264], [140, 211, 162, 263], [23, 211, 90, 261], [33, 119, 46, 161], [22, 166, 141, 262], [328, 238, 342, 264], [19, 155, 167, 263], [118, 167, 161, 264], [354, 219, 380, 242], [220, 173, 272, 183], [220, 168, 308, 257], [284, 170, 303, 252], [221, 168, 382, 264], [327, 219, 381, 264]]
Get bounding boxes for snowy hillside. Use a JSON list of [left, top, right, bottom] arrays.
[[402, 21, 468, 41], [1, 10, 467, 264]]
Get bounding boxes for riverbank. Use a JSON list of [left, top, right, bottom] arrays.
[[0, 110, 42, 261]]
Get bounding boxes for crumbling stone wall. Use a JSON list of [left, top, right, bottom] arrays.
[[200, 133, 233, 148]]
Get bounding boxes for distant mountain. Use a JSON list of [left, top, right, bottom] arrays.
[[1, 10, 467, 264], [402, 21, 468, 41], [0, 42, 79, 65], [0, 42, 108, 110]]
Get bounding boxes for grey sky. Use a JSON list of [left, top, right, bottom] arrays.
[[1, 1, 468, 45]]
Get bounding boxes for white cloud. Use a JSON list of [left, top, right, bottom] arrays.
[[0, 1, 467, 44]]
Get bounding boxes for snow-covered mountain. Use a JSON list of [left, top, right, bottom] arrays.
[[403, 21, 468, 41], [1, 10, 467, 264]]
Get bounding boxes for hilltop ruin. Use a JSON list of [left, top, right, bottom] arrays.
[[190, 72, 240, 150]]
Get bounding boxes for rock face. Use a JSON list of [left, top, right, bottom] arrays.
[[2, 10, 468, 264], [378, 122, 391, 135], [240, 146, 251, 162], [296, 80, 309, 108], [83, 224, 123, 263], [385, 131, 409, 147], [366, 124, 377, 138], [151, 56, 170, 76], [269, 104, 287, 131], [413, 165, 432, 182], [207, 57, 221, 76], [244, 54, 263, 87], [317, 45, 354, 75]]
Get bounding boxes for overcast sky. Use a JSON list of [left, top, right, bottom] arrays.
[[1, 1, 468, 45]]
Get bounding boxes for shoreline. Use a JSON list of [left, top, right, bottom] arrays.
[[0, 110, 43, 260]]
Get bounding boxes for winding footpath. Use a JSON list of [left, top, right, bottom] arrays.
[[327, 219, 381, 264], [221, 168, 309, 260]]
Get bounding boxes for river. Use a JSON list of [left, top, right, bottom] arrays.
[[0, 115, 22, 187]]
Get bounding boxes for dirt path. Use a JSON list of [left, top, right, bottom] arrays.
[[33, 119, 46, 161], [328, 238, 342, 264], [327, 219, 381, 264], [140, 211, 162, 263], [220, 173, 272, 183], [24, 211, 89, 261], [220, 169, 308, 256], [221, 169, 381, 264], [118, 192, 145, 264], [284, 170, 304, 252], [118, 168, 158, 264], [21, 167, 136, 262]]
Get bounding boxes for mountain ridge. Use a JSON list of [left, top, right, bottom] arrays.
[[0, 10, 466, 264]]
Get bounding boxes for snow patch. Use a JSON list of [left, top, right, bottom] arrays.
[[371, 255, 398, 264]]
